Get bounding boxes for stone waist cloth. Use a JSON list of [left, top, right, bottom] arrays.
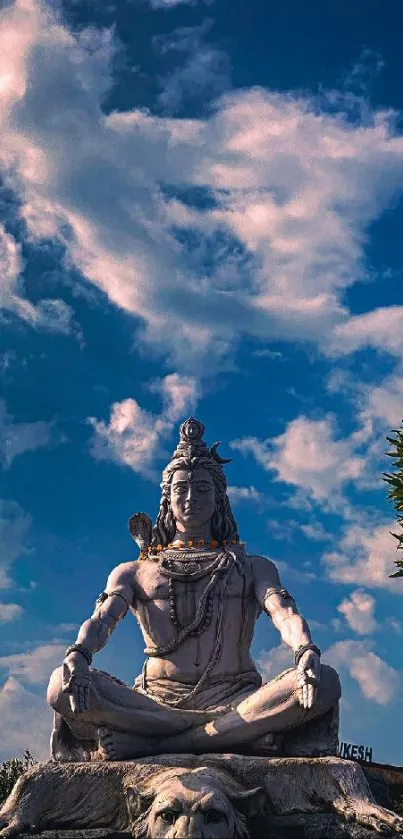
[[134, 670, 263, 711]]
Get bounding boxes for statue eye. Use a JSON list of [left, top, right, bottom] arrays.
[[159, 809, 178, 824], [204, 809, 226, 824]]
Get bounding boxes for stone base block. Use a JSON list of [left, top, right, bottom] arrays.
[[1, 754, 402, 838]]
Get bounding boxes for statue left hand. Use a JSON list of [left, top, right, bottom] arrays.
[[297, 649, 321, 710]]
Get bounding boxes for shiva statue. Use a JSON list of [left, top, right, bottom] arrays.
[[47, 418, 341, 761]]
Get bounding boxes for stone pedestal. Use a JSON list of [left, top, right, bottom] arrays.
[[1, 755, 402, 838]]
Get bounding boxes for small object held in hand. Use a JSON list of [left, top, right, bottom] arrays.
[[65, 643, 93, 666], [295, 643, 321, 667]]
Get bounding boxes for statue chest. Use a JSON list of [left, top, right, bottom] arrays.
[[133, 557, 252, 613], [133, 555, 258, 652]]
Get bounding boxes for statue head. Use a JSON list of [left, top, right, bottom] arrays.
[[127, 767, 264, 839], [152, 418, 239, 548]]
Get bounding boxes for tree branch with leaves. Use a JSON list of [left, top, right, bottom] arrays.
[[0, 750, 36, 806], [384, 423, 403, 579]]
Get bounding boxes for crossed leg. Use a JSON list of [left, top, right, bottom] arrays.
[[155, 664, 341, 755], [47, 664, 341, 760], [47, 666, 215, 759]]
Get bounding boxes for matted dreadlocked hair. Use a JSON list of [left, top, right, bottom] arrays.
[[151, 417, 239, 548]]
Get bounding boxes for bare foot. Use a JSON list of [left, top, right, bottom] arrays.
[[97, 726, 157, 760]]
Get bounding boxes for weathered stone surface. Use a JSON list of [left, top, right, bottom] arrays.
[[18, 833, 125, 839], [14, 818, 402, 839], [49, 418, 341, 764], [260, 813, 398, 838], [2, 755, 403, 838]]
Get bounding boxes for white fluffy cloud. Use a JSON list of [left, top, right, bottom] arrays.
[[326, 640, 400, 705], [0, 499, 31, 589], [329, 307, 403, 361], [0, 223, 76, 334], [0, 677, 52, 762], [149, 373, 200, 421], [2, 1, 403, 366], [299, 521, 330, 542], [323, 363, 403, 501], [231, 415, 365, 503], [337, 589, 378, 635], [0, 601, 24, 622], [88, 372, 199, 477], [359, 367, 403, 431], [322, 520, 401, 593], [227, 485, 264, 504], [0, 400, 53, 468], [0, 644, 65, 760], [257, 643, 294, 682], [0, 644, 65, 684], [0, 224, 24, 310]]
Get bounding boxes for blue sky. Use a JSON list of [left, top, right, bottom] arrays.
[[0, 0, 403, 765]]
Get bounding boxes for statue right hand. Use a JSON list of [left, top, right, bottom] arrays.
[[62, 652, 91, 714]]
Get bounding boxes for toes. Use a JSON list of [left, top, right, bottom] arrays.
[[0, 822, 25, 839]]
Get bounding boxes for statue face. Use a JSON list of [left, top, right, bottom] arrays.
[[170, 468, 216, 531], [144, 776, 237, 838]]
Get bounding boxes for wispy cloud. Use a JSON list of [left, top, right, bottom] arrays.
[[0, 644, 65, 684], [337, 589, 378, 635], [153, 20, 230, 113], [251, 349, 284, 360], [328, 307, 403, 362], [358, 366, 403, 432], [0, 499, 32, 590], [299, 521, 331, 542], [0, 602, 24, 623], [326, 640, 400, 705], [0, 644, 74, 762], [231, 415, 365, 505], [322, 520, 400, 593], [2, 1, 403, 368], [0, 223, 76, 335], [257, 643, 294, 682], [227, 485, 264, 505], [0, 677, 52, 762], [88, 372, 199, 478], [149, 0, 211, 8], [0, 400, 53, 468]]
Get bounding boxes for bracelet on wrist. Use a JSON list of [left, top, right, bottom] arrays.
[[65, 644, 93, 666], [294, 643, 321, 667]]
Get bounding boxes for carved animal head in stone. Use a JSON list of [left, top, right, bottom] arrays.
[[126, 767, 265, 839], [152, 418, 239, 548]]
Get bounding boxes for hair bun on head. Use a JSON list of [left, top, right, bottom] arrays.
[[152, 418, 239, 549]]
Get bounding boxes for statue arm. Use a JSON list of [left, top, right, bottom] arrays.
[[252, 555, 312, 651], [252, 555, 321, 709], [61, 563, 135, 715], [73, 562, 135, 655]]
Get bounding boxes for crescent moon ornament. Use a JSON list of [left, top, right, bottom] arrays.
[[208, 441, 232, 465]]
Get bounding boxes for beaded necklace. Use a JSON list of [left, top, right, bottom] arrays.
[[159, 550, 227, 637], [139, 537, 241, 561], [142, 544, 244, 708]]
